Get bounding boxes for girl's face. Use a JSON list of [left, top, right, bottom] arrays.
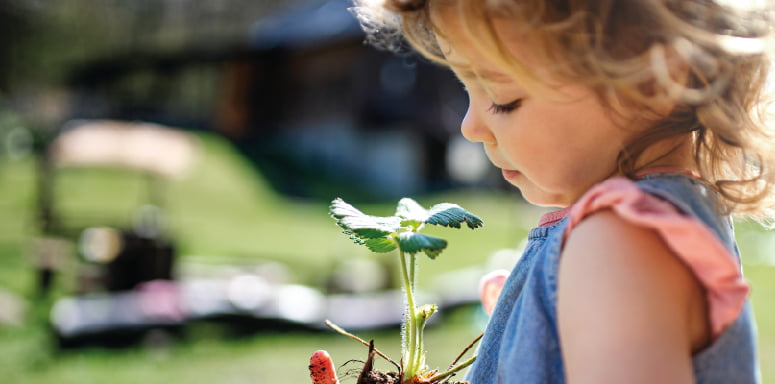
[[433, 9, 649, 207]]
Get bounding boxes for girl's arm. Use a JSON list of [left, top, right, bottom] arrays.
[[558, 209, 709, 384]]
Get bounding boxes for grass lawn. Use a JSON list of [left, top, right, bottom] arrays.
[[0, 132, 773, 383]]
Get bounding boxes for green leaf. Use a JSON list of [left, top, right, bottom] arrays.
[[398, 232, 447, 259], [395, 197, 428, 222], [395, 198, 428, 230], [346, 225, 397, 239], [329, 197, 365, 220], [330, 198, 401, 240], [364, 237, 398, 253], [349, 234, 366, 245], [425, 203, 484, 229]]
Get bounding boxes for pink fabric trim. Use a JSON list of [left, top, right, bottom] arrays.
[[539, 206, 572, 227], [563, 178, 749, 337]]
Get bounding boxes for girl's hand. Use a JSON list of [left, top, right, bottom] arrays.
[[479, 269, 509, 315], [310, 350, 340, 384]]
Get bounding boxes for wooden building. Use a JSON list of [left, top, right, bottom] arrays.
[[66, 0, 474, 201]]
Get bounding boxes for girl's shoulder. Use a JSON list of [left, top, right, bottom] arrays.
[[562, 175, 748, 338], [557, 175, 752, 382], [559, 205, 707, 382]]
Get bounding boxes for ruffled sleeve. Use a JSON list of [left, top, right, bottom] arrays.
[[563, 178, 749, 338]]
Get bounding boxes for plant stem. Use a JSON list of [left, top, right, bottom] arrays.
[[428, 355, 477, 383], [416, 311, 425, 371], [409, 253, 416, 290], [398, 249, 419, 379]]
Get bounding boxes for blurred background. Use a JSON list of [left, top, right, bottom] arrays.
[[0, 0, 772, 383]]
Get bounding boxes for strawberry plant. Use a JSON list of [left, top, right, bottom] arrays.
[[310, 197, 484, 384]]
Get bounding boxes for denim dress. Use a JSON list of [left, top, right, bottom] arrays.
[[465, 174, 760, 383]]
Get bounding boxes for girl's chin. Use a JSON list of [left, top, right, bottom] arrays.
[[514, 184, 573, 208], [501, 170, 570, 207]]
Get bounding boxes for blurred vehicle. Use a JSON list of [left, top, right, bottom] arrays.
[[33, 119, 197, 346]]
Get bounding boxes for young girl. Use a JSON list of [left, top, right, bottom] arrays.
[[312, 0, 775, 382]]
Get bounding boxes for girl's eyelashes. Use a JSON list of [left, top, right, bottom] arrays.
[[488, 99, 523, 114]]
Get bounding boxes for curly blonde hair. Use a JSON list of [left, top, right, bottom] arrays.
[[353, 0, 775, 224]]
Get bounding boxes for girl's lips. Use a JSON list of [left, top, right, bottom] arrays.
[[501, 169, 521, 180]]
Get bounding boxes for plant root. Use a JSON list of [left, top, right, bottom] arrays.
[[357, 340, 400, 384], [324, 321, 475, 384], [448, 333, 482, 370], [325, 320, 401, 372]]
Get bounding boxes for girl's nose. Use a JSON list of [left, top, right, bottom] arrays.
[[461, 106, 496, 144]]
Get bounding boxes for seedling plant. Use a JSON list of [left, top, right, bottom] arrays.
[[312, 197, 484, 384]]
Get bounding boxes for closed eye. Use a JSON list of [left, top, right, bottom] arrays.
[[488, 99, 523, 114]]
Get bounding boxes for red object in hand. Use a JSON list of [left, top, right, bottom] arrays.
[[310, 350, 340, 384]]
